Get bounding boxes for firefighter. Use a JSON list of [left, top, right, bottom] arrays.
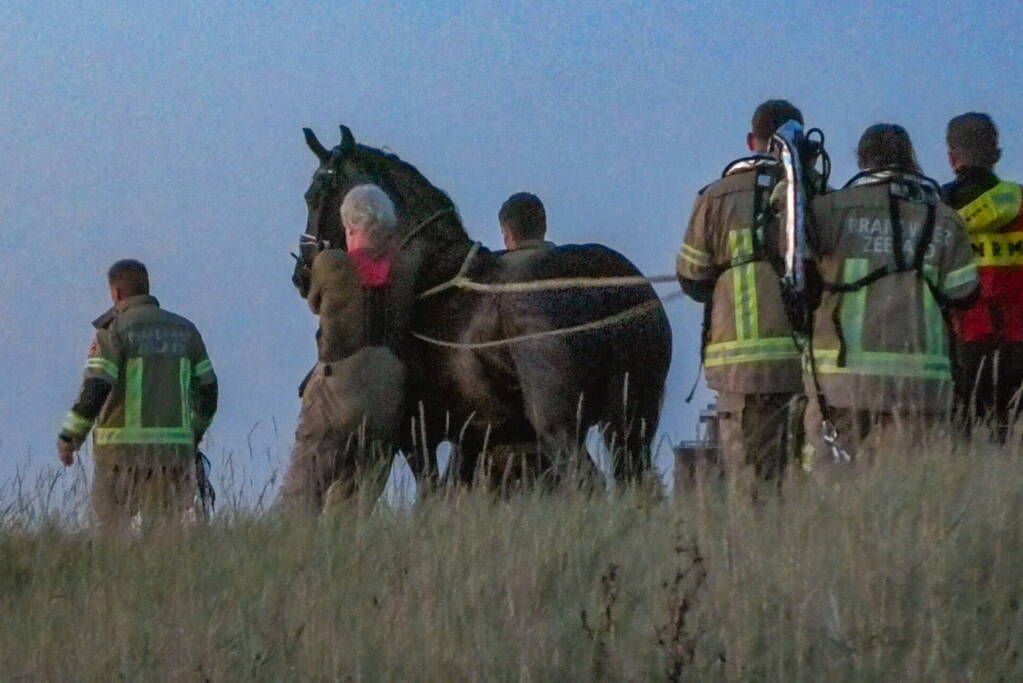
[[276, 184, 412, 515], [942, 113, 1023, 440], [57, 260, 218, 531], [803, 124, 978, 462], [676, 99, 806, 481]]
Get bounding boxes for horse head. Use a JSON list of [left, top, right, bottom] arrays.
[[302, 125, 357, 250], [301, 126, 470, 261]]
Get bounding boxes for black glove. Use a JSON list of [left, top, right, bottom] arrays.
[[292, 258, 312, 298], [298, 366, 315, 398]]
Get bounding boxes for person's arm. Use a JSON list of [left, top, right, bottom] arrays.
[[307, 249, 342, 315], [937, 214, 980, 310], [676, 191, 717, 304], [193, 382, 218, 442], [58, 329, 120, 465], [58, 378, 113, 464], [191, 333, 218, 445]]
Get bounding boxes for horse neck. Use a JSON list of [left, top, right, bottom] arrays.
[[403, 215, 479, 292], [363, 152, 482, 287], [370, 156, 463, 240]]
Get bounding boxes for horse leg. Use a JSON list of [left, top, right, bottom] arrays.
[[507, 340, 601, 490], [601, 371, 662, 487], [405, 409, 442, 495], [443, 427, 489, 489], [322, 440, 397, 516]]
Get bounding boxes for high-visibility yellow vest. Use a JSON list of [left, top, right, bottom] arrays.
[[959, 182, 1023, 267]]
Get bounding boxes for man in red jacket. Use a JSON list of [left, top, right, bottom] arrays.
[[943, 112, 1023, 439]]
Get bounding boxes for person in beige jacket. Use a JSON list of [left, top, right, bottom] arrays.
[[803, 124, 979, 464], [277, 184, 412, 515], [677, 100, 806, 482]]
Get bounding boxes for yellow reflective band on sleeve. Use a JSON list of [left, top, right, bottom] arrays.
[[813, 349, 951, 381], [959, 182, 1022, 233], [840, 259, 870, 356], [193, 358, 214, 378], [62, 411, 94, 437], [180, 358, 193, 432], [944, 261, 979, 290], [84, 357, 119, 381], [728, 229, 758, 341], [125, 358, 143, 430], [680, 243, 711, 268], [704, 337, 799, 367], [94, 427, 195, 446], [970, 231, 1023, 267]]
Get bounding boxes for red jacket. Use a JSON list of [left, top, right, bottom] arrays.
[[943, 169, 1023, 343]]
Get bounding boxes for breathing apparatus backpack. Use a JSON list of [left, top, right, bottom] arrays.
[[769, 120, 831, 336]]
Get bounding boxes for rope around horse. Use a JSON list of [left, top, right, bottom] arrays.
[[407, 229, 683, 350], [412, 290, 683, 350], [418, 241, 678, 300]]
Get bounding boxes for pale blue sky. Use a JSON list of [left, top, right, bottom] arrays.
[[2, 1, 1021, 488]]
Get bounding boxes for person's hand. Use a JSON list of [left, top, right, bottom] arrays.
[[57, 435, 76, 467]]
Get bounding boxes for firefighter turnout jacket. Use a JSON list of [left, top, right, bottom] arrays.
[[677, 156, 802, 394], [942, 168, 1023, 344], [809, 172, 978, 412], [305, 246, 411, 435], [308, 247, 416, 362], [60, 295, 218, 460]]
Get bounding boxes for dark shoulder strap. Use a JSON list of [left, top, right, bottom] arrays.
[[363, 287, 389, 347], [823, 176, 939, 293]]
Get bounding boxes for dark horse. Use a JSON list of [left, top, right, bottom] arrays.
[[295, 125, 672, 487]]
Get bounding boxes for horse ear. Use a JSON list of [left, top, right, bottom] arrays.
[[339, 124, 356, 150], [303, 128, 330, 162]]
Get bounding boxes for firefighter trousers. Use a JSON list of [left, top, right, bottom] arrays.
[[91, 446, 198, 533], [276, 353, 404, 516], [716, 391, 802, 482]]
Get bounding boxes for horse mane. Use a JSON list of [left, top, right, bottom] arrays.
[[350, 143, 470, 246]]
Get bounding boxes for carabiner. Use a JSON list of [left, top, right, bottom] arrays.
[[821, 420, 852, 463]]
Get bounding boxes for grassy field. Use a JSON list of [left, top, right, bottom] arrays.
[[2, 433, 1022, 681]]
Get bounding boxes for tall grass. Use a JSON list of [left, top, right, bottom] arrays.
[[2, 431, 1022, 680]]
